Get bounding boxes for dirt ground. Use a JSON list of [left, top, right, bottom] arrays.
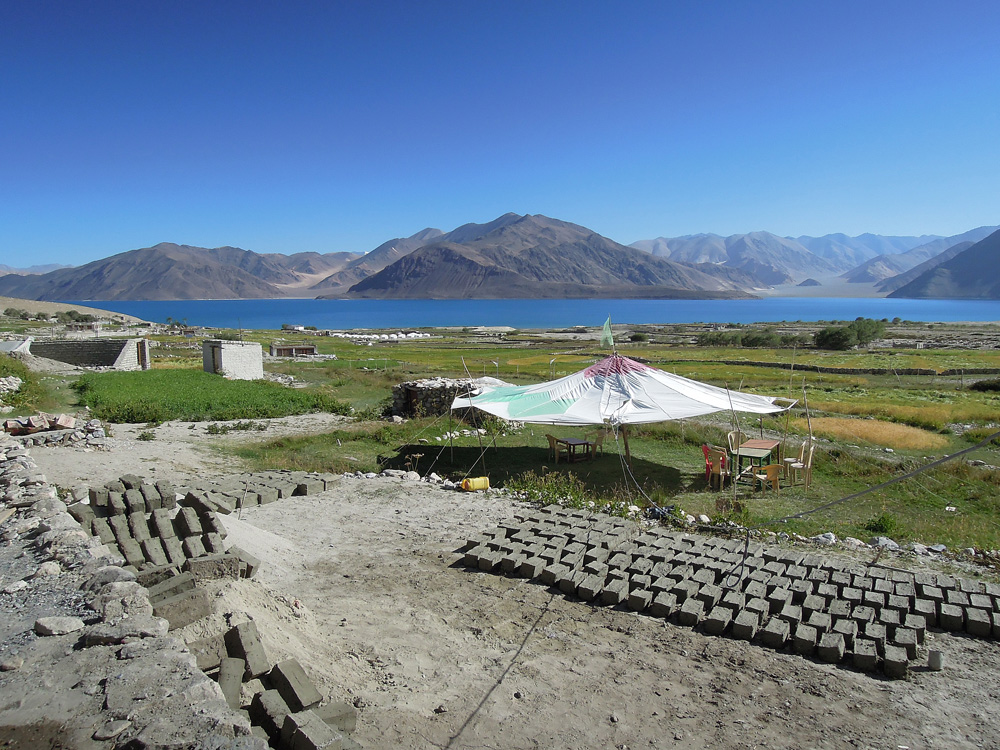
[[26, 419, 1000, 750]]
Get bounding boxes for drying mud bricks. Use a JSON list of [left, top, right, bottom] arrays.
[[460, 505, 1000, 679]]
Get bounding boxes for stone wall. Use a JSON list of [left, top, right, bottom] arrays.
[[203, 340, 264, 380], [27, 338, 150, 371], [392, 377, 478, 418]]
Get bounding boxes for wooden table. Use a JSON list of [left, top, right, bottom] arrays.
[[557, 437, 593, 462], [732, 438, 781, 478]]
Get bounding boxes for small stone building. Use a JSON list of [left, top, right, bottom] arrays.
[[269, 343, 318, 357], [392, 376, 508, 418], [202, 340, 263, 380]]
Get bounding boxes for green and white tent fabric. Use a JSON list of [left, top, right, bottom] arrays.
[[451, 354, 791, 426]]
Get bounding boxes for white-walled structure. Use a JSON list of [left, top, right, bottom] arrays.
[[202, 340, 264, 380]]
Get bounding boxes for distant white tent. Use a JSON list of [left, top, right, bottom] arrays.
[[451, 354, 793, 460]]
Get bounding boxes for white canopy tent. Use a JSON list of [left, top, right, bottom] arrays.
[[451, 354, 794, 461]]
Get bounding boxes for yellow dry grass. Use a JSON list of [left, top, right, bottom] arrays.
[[791, 417, 949, 451]]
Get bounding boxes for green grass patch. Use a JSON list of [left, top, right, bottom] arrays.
[[0, 355, 47, 411], [73, 369, 352, 423]]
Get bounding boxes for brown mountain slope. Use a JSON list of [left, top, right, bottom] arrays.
[[344, 214, 760, 299], [888, 228, 1000, 299]]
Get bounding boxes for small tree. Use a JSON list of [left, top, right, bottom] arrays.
[[814, 326, 858, 350]]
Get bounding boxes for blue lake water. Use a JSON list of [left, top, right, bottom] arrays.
[[76, 297, 1000, 330]]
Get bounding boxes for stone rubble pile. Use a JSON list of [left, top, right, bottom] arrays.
[[462, 505, 1000, 680], [391, 377, 481, 418], [4, 415, 110, 450]]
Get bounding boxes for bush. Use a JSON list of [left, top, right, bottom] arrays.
[[969, 379, 1000, 393], [629, 332, 648, 343], [864, 512, 899, 536], [814, 326, 858, 350]]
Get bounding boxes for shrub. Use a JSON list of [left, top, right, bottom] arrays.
[[864, 512, 899, 536], [969, 379, 1000, 393], [629, 332, 648, 343], [814, 326, 858, 350]]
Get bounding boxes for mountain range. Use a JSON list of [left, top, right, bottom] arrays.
[[0, 215, 996, 301]]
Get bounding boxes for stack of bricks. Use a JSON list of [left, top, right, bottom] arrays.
[[460, 505, 1000, 679], [178, 470, 339, 515], [192, 619, 363, 749]]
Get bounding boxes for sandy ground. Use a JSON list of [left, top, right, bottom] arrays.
[[28, 419, 1000, 750]]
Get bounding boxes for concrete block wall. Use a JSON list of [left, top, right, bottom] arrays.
[[28, 338, 149, 370], [203, 339, 264, 380], [461, 506, 1000, 679]]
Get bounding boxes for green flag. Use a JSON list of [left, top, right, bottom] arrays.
[[600, 316, 614, 348]]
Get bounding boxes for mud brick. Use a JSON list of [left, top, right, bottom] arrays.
[[918, 584, 944, 603], [201, 511, 227, 538], [702, 605, 732, 635], [189, 633, 228, 671], [89, 486, 110, 507], [66, 501, 96, 527], [852, 638, 879, 672], [802, 594, 826, 616], [128, 512, 151, 542], [184, 553, 240, 581], [123, 488, 146, 514], [806, 611, 832, 633], [945, 589, 971, 607], [217, 657, 244, 709], [627, 589, 652, 612], [108, 491, 127, 516], [500, 551, 526, 574], [789, 579, 813, 603], [518, 557, 545, 579], [792, 623, 818, 656], [893, 627, 918, 659], [175, 506, 204, 537], [743, 580, 767, 599], [864, 621, 887, 648], [118, 539, 145, 568], [601, 577, 628, 606], [759, 616, 790, 649], [539, 562, 565, 586], [146, 571, 195, 603], [852, 605, 876, 625], [148, 508, 175, 538], [778, 604, 802, 627], [935, 574, 957, 590], [294, 478, 326, 496], [107, 513, 131, 542], [830, 570, 852, 589], [692, 567, 716, 585], [718, 591, 744, 613], [140, 537, 168, 567], [269, 658, 323, 712], [852, 574, 873, 591], [139, 483, 161, 511], [966, 608, 992, 638], [648, 591, 677, 619], [161, 535, 187, 565], [893, 581, 915, 601], [970, 594, 992, 611], [903, 614, 926, 643], [785, 564, 807, 580], [828, 599, 851, 620], [91, 517, 116, 545], [249, 689, 290, 740], [817, 632, 846, 663], [807, 567, 830, 584], [105, 479, 127, 494], [556, 568, 582, 595], [205, 492, 236, 514], [677, 597, 705, 627], [576, 574, 603, 601], [879, 608, 901, 628], [766, 588, 792, 614], [873, 578, 894, 595], [182, 535, 208, 559], [883, 645, 909, 680], [671, 579, 699, 604], [154, 480, 176, 507], [256, 486, 280, 505], [815, 583, 838, 601], [731, 610, 760, 641], [939, 603, 964, 631], [281, 710, 345, 750], [152, 587, 211, 629], [202, 532, 225, 554], [695, 584, 722, 609], [120, 474, 143, 490], [226, 621, 271, 678], [314, 701, 358, 733], [863, 590, 885, 612], [959, 578, 984, 594], [993, 612, 1000, 639], [629, 574, 652, 592], [832, 618, 858, 649]]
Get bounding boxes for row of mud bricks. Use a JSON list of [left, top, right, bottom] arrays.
[[64, 470, 363, 748], [192, 619, 362, 749], [461, 506, 1000, 679], [63, 470, 340, 572]]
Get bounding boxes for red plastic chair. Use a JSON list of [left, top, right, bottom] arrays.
[[702, 444, 712, 480]]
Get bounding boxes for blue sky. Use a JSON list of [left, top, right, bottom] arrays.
[[3, 1, 998, 267]]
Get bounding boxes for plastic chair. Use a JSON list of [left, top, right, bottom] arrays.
[[701, 444, 713, 480], [727, 430, 747, 454], [754, 463, 783, 491], [789, 444, 815, 487], [545, 434, 568, 464], [708, 449, 730, 490], [587, 431, 606, 460], [784, 442, 806, 479]]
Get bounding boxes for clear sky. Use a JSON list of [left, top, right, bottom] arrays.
[[3, 1, 999, 267]]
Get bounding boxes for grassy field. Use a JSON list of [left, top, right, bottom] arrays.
[[7, 319, 1000, 551]]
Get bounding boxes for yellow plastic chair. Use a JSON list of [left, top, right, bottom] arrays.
[[708, 449, 730, 490], [587, 431, 606, 460], [545, 434, 568, 464], [789, 444, 815, 487], [754, 463, 783, 492]]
